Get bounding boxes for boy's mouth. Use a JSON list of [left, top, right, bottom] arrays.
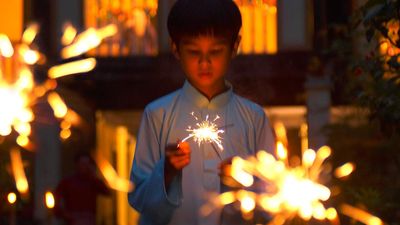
[[198, 72, 212, 77]]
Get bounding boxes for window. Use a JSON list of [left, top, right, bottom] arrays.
[[84, 0, 158, 56], [234, 0, 278, 54]]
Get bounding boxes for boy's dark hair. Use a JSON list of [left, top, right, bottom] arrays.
[[167, 0, 242, 46]]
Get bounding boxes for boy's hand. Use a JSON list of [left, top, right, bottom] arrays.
[[164, 141, 191, 189]]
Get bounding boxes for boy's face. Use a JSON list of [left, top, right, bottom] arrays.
[[172, 35, 239, 92]]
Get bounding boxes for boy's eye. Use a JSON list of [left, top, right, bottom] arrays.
[[210, 49, 223, 55], [187, 50, 200, 55]]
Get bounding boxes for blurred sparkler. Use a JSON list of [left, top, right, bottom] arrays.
[[181, 112, 224, 150], [202, 122, 383, 225], [10, 147, 29, 195], [95, 154, 134, 193], [0, 23, 116, 147]]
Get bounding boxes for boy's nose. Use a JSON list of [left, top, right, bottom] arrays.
[[198, 54, 211, 66]]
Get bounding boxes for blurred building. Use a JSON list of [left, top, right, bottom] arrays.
[[0, 0, 353, 225]]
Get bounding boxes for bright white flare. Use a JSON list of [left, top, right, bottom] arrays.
[[181, 112, 224, 150]]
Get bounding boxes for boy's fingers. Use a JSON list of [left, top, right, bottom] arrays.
[[178, 141, 190, 153]]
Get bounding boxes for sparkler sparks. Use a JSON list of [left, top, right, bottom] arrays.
[[0, 23, 116, 146], [202, 123, 383, 225], [95, 154, 134, 193], [181, 112, 224, 150]]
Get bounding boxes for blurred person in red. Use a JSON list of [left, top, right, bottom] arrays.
[[54, 152, 111, 225]]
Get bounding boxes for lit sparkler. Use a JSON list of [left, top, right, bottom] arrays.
[[181, 112, 224, 150], [10, 147, 29, 195], [202, 123, 383, 225], [0, 23, 116, 146], [95, 153, 134, 193]]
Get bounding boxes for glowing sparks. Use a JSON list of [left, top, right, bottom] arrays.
[[45, 191, 55, 209], [96, 154, 134, 193], [10, 148, 29, 194], [61, 24, 117, 59], [206, 142, 383, 225], [0, 34, 14, 57], [340, 204, 383, 225], [48, 57, 96, 79], [22, 23, 39, 45], [0, 23, 114, 144], [334, 162, 355, 178], [47, 92, 68, 118], [181, 112, 224, 150], [8, 192, 17, 204], [61, 23, 77, 46]]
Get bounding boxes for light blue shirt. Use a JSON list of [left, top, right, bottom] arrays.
[[128, 80, 275, 225]]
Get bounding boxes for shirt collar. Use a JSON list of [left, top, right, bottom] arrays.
[[182, 80, 233, 110]]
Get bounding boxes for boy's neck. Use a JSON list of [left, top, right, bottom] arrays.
[[192, 81, 228, 101]]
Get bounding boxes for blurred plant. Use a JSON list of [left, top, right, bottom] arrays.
[[349, 0, 400, 136]]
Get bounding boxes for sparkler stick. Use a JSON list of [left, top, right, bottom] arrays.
[[180, 112, 224, 150]]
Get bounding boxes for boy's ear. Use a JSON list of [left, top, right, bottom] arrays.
[[170, 40, 180, 60], [231, 35, 241, 58]]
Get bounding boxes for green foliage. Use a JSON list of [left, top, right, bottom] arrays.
[[350, 0, 400, 135]]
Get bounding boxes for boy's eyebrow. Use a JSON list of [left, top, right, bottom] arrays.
[[181, 39, 229, 46]]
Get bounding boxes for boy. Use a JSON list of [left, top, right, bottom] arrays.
[[128, 0, 275, 224]]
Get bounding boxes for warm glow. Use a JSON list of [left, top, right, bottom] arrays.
[[265, 5, 277, 54], [181, 112, 224, 150], [16, 135, 30, 147], [61, 120, 71, 129], [96, 24, 118, 39], [22, 23, 39, 45], [334, 162, 355, 178], [236, 1, 278, 54], [0, 34, 14, 57], [219, 191, 236, 205], [231, 157, 254, 187], [61, 28, 100, 58], [239, 193, 256, 213], [302, 149, 316, 168], [274, 121, 288, 147], [276, 141, 287, 161], [61, 25, 116, 59], [84, 0, 158, 56], [216, 149, 333, 222], [14, 122, 31, 136], [16, 67, 34, 90], [19, 46, 40, 65], [0, 0, 23, 41], [7, 192, 17, 204], [96, 155, 134, 192], [64, 109, 81, 126], [326, 207, 338, 220], [0, 85, 32, 137], [48, 58, 96, 79], [300, 122, 308, 153], [0, 24, 113, 145], [205, 122, 384, 225], [61, 23, 77, 46], [60, 129, 71, 140], [340, 204, 383, 225], [309, 146, 332, 180], [10, 148, 29, 194], [45, 191, 55, 209], [47, 92, 68, 118]]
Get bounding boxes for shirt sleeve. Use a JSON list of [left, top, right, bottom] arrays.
[[255, 107, 276, 155], [128, 108, 182, 224]]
